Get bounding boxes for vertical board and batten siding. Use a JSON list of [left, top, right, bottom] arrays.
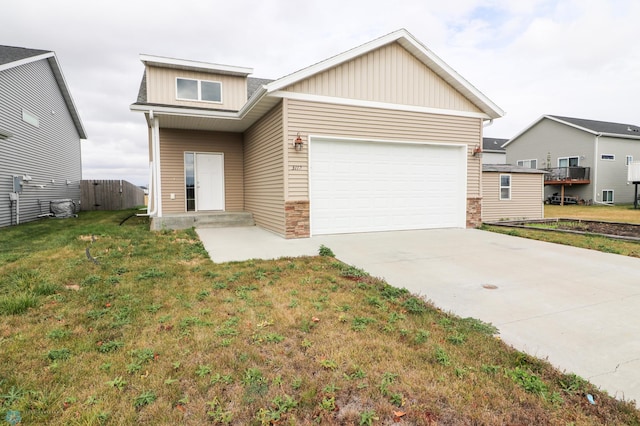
[[285, 99, 482, 200], [283, 42, 482, 114], [0, 59, 82, 227], [158, 129, 243, 214], [80, 180, 145, 211], [244, 103, 286, 235], [146, 66, 247, 111], [481, 173, 544, 222]]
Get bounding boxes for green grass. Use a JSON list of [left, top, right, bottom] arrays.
[[0, 210, 638, 424], [545, 203, 640, 223]]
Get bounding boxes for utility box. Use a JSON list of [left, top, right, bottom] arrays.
[[12, 175, 23, 193], [9, 192, 18, 201]]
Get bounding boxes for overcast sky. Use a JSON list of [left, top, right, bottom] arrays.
[[4, 0, 640, 185]]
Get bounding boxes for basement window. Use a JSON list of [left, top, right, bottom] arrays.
[[176, 78, 222, 103], [626, 155, 633, 166], [602, 189, 614, 203]]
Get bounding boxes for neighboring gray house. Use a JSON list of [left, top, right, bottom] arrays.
[[0, 46, 86, 227], [482, 137, 507, 164], [505, 115, 640, 204]]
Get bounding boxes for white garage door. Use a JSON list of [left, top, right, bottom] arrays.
[[310, 138, 467, 235]]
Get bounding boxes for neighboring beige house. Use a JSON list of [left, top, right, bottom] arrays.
[[482, 165, 546, 222], [130, 29, 504, 238]]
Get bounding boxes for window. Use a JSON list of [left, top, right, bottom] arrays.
[[626, 155, 633, 166], [185, 153, 195, 211], [558, 156, 579, 167], [500, 174, 511, 200], [600, 154, 615, 161], [176, 78, 222, 103], [22, 109, 39, 127], [517, 159, 537, 169], [602, 190, 614, 203]]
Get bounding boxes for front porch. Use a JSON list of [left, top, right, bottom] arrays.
[[150, 211, 255, 231]]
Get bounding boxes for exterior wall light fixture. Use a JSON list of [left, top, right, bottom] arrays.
[[294, 133, 303, 151], [472, 144, 482, 157]]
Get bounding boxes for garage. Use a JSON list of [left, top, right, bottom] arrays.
[[309, 137, 467, 235]]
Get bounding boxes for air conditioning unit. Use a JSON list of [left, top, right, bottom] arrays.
[[628, 162, 640, 183]]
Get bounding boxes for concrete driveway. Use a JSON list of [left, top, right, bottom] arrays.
[[197, 226, 640, 405]]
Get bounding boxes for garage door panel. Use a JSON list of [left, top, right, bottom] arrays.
[[310, 138, 466, 235]]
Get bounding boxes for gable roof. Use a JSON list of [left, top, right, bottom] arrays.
[[0, 45, 87, 139], [266, 29, 504, 120], [482, 137, 508, 153], [505, 115, 640, 147]]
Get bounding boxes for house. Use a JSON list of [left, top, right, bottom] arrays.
[[505, 115, 640, 205], [130, 29, 503, 238], [482, 137, 507, 164], [481, 164, 546, 222], [0, 46, 86, 227]]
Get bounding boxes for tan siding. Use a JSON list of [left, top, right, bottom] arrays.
[[283, 43, 481, 113], [244, 103, 286, 235], [285, 99, 482, 200], [158, 129, 243, 213], [146, 66, 246, 110], [481, 173, 544, 221]]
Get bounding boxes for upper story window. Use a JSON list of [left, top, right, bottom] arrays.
[[600, 154, 615, 161], [558, 156, 579, 167], [517, 159, 537, 169], [176, 78, 222, 103]]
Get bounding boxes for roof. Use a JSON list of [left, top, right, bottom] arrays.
[[483, 164, 547, 174], [482, 137, 508, 153], [0, 45, 87, 139], [265, 29, 504, 120], [131, 29, 504, 132], [505, 115, 640, 147]]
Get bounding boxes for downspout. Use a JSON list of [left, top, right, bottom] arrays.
[[138, 110, 161, 217], [592, 134, 602, 205], [153, 113, 163, 217]]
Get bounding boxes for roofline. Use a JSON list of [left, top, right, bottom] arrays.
[[140, 54, 253, 76], [504, 115, 640, 147], [265, 28, 504, 119], [0, 51, 54, 72]]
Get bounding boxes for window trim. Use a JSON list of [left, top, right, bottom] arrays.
[[175, 77, 223, 103], [500, 174, 511, 201], [626, 155, 633, 166], [558, 156, 579, 167], [600, 154, 615, 161], [517, 159, 537, 169], [602, 189, 614, 204]]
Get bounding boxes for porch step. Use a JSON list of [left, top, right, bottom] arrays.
[[195, 212, 255, 228], [150, 212, 255, 231]]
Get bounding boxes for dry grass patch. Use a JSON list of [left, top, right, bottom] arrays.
[[546, 203, 640, 223], [0, 211, 638, 425]]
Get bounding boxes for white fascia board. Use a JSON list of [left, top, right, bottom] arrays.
[[270, 91, 492, 120], [598, 132, 640, 140], [47, 55, 88, 139], [266, 28, 504, 119], [140, 54, 253, 76], [0, 52, 54, 72]]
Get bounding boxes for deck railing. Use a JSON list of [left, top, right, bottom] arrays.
[[543, 167, 590, 183]]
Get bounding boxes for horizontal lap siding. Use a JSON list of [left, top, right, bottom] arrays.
[[482, 173, 544, 221], [159, 129, 243, 213], [0, 60, 82, 227], [244, 104, 285, 235], [285, 99, 482, 200], [284, 42, 481, 113]]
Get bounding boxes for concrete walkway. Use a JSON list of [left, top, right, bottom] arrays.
[[196, 226, 640, 405]]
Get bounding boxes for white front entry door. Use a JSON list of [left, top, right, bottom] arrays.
[[196, 153, 225, 211]]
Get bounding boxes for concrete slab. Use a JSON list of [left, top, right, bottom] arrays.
[[196, 226, 640, 405]]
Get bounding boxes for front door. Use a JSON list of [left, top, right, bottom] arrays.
[[196, 153, 224, 211]]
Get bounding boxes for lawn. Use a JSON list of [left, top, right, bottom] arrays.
[[1, 211, 639, 425], [483, 204, 640, 258]]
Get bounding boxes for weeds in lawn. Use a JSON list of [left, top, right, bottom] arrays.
[[0, 210, 637, 425]]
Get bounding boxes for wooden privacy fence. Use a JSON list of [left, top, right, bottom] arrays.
[[81, 180, 145, 211]]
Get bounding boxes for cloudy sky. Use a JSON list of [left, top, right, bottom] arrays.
[[4, 0, 640, 185]]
